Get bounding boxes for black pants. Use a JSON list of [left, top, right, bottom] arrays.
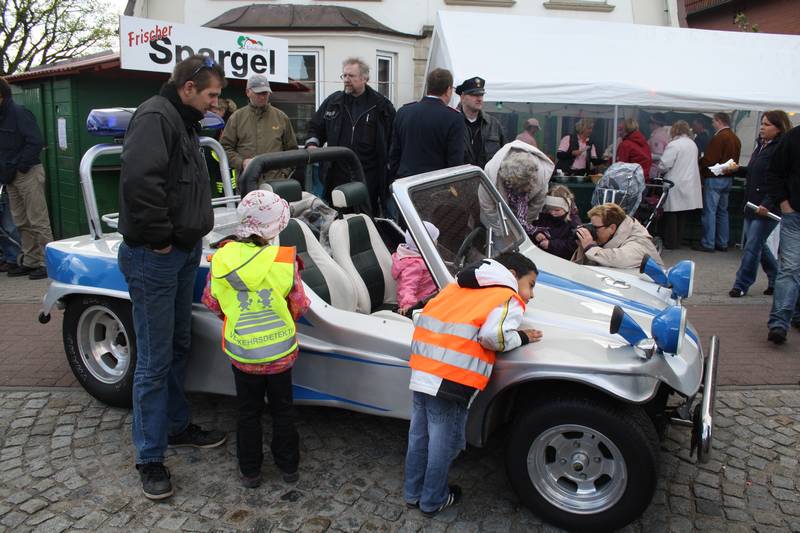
[[662, 210, 692, 249], [231, 365, 299, 477]]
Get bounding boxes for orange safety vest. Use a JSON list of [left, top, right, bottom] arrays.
[[409, 283, 526, 391]]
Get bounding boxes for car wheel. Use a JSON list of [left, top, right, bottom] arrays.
[[506, 395, 659, 532], [63, 295, 135, 408]]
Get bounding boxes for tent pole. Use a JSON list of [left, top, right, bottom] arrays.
[[612, 105, 619, 164]]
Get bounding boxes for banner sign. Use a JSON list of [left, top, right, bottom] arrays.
[[119, 16, 288, 82]]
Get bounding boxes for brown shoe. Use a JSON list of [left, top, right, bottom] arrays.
[[0, 261, 9, 273]]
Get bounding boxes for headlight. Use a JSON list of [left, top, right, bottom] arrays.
[[651, 305, 687, 354], [667, 260, 695, 300]]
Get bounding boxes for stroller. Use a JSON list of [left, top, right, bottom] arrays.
[[591, 162, 673, 250]]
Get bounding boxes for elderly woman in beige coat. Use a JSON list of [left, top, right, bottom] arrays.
[[573, 203, 664, 269], [658, 120, 703, 249], [480, 140, 555, 236]]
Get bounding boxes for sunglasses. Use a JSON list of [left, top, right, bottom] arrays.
[[190, 56, 217, 80]]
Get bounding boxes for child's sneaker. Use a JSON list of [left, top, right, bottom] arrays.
[[421, 485, 462, 518], [240, 472, 262, 489]]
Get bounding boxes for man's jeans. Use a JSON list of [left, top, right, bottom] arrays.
[[769, 212, 800, 332], [404, 391, 468, 513], [0, 189, 21, 264], [700, 177, 731, 249], [733, 217, 778, 293], [118, 241, 201, 464]]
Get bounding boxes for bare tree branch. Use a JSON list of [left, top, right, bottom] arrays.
[[1, 0, 116, 76]]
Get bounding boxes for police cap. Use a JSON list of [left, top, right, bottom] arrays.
[[455, 76, 486, 96]]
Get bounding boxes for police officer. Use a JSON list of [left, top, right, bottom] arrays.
[[456, 76, 506, 169]]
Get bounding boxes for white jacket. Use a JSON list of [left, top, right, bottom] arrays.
[[659, 135, 703, 212], [409, 259, 526, 400], [572, 216, 664, 269]]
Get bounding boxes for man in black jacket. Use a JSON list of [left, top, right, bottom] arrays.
[[388, 69, 465, 195], [0, 77, 52, 279], [456, 76, 506, 169], [117, 55, 227, 500], [306, 57, 395, 213], [765, 124, 800, 345]]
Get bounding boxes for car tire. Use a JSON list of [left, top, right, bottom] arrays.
[[506, 395, 660, 532], [63, 295, 135, 408]]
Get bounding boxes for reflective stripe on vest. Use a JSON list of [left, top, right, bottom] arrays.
[[210, 243, 297, 364], [409, 283, 525, 391]]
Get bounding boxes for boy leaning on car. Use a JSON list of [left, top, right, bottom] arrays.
[[403, 253, 543, 517], [117, 55, 229, 500]]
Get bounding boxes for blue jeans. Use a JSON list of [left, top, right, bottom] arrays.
[[0, 190, 21, 264], [769, 212, 800, 331], [733, 217, 778, 293], [118, 241, 202, 464], [404, 391, 468, 513], [701, 177, 731, 249]]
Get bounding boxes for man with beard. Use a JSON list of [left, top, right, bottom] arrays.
[[457, 76, 506, 169], [221, 74, 297, 186], [306, 57, 395, 213]]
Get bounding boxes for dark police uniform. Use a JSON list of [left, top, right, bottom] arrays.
[[456, 76, 506, 169], [388, 96, 466, 183]]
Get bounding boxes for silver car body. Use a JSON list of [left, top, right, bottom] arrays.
[[41, 150, 710, 449]]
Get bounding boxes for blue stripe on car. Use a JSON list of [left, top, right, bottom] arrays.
[[45, 246, 698, 343], [292, 384, 390, 411]]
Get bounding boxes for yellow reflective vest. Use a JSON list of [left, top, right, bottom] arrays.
[[210, 242, 297, 364]]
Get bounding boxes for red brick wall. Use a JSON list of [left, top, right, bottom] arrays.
[[684, 0, 800, 35]]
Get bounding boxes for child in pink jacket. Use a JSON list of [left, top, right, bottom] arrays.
[[392, 221, 439, 315]]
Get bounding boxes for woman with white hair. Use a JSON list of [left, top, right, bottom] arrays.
[[658, 120, 702, 249], [203, 190, 310, 489], [482, 140, 555, 235]]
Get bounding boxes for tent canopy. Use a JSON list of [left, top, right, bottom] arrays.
[[428, 11, 800, 112]]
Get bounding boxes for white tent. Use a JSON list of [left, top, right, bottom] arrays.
[[428, 11, 800, 112]]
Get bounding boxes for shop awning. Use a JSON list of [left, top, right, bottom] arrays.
[[428, 11, 800, 111]]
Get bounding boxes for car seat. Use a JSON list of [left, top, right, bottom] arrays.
[[328, 182, 397, 313], [261, 179, 358, 311]]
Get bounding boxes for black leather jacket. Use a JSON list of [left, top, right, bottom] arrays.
[[118, 84, 213, 250]]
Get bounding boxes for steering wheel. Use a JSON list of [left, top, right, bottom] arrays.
[[454, 226, 486, 271]]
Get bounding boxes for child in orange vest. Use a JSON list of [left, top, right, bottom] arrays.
[[202, 190, 310, 489], [403, 252, 543, 517]]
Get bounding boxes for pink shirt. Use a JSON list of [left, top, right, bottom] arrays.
[[558, 135, 597, 170]]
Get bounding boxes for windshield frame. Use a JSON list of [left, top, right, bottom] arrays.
[[391, 164, 528, 289]]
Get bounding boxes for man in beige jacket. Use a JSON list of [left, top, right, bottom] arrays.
[[572, 203, 664, 269], [221, 75, 297, 185]]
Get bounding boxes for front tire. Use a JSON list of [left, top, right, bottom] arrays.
[[63, 295, 135, 408], [506, 396, 659, 532]]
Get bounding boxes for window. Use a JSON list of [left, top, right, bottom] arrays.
[[376, 52, 395, 103], [543, 0, 614, 12], [270, 49, 322, 145]]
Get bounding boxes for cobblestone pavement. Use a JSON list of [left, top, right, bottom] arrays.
[[1, 387, 799, 532]]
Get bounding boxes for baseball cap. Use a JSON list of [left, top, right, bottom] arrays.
[[247, 74, 272, 93], [526, 118, 540, 128]]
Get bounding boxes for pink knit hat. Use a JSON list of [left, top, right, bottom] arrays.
[[235, 190, 290, 241]]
